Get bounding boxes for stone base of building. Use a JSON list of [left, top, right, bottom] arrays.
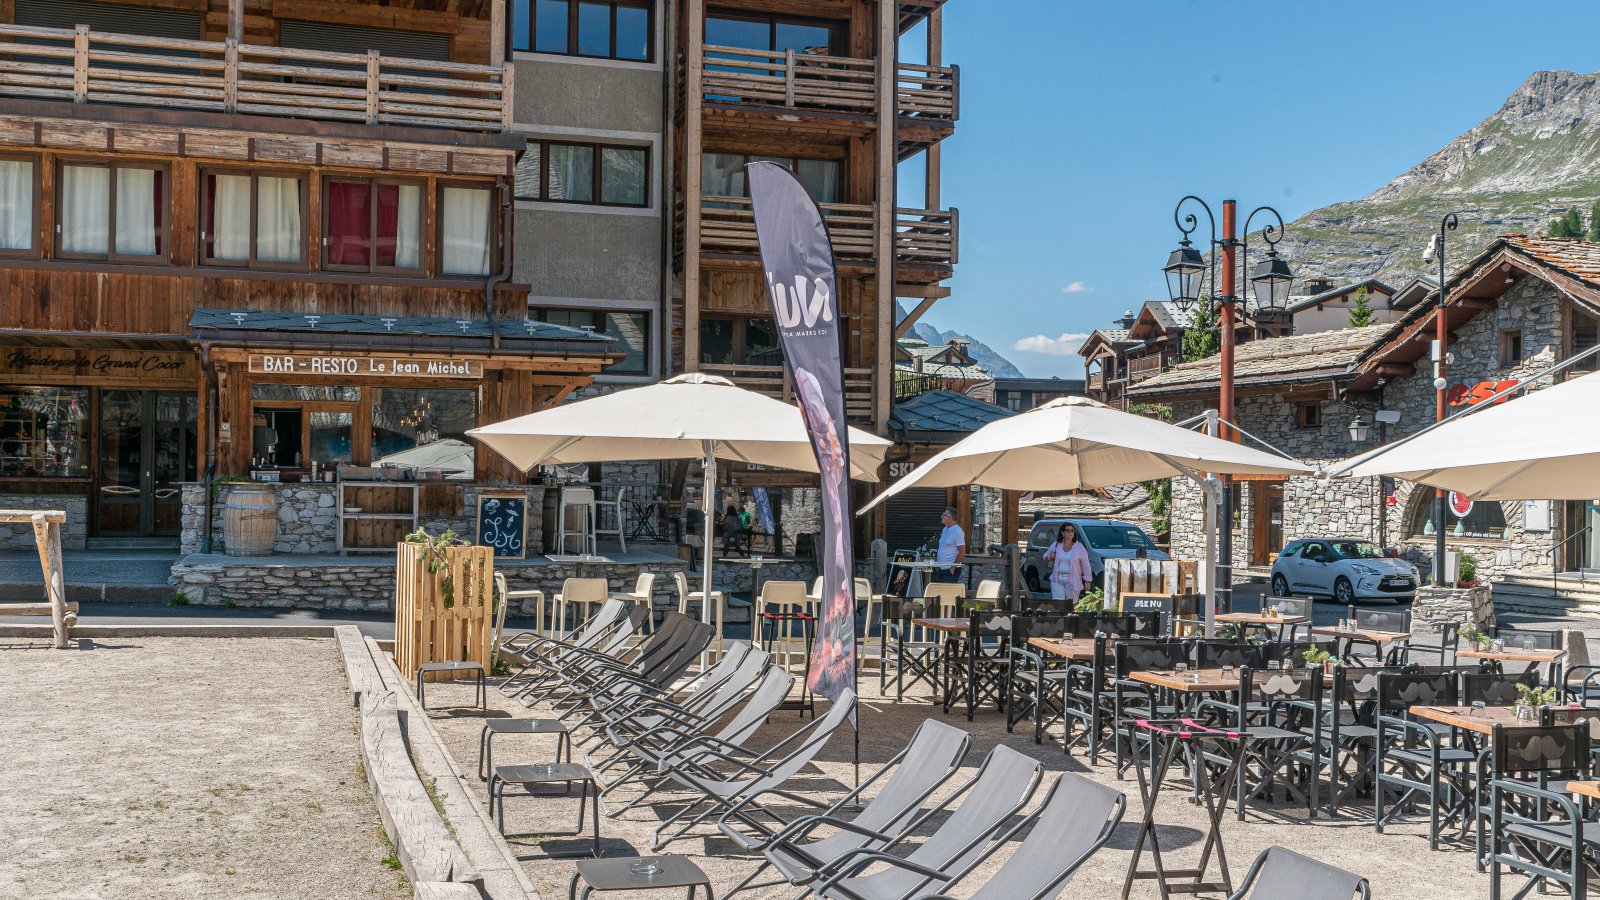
[[168, 546, 686, 613], [0, 494, 87, 551], [1411, 584, 1493, 634]]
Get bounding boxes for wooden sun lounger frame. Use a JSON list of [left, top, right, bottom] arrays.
[[0, 510, 73, 648]]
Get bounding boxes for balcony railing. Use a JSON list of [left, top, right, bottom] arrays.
[[687, 45, 957, 123], [684, 196, 957, 269], [699, 363, 875, 421], [0, 23, 513, 132], [1127, 355, 1170, 383]]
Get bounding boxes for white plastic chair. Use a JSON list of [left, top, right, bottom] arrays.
[[923, 581, 965, 618], [975, 578, 1004, 605], [556, 486, 597, 556], [675, 570, 726, 657], [553, 577, 609, 640]]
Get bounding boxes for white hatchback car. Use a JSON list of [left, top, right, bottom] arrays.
[[1269, 538, 1419, 604]]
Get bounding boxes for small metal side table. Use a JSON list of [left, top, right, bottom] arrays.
[[477, 718, 570, 781], [416, 661, 486, 712], [490, 762, 601, 859], [1122, 718, 1247, 900], [567, 856, 712, 900]]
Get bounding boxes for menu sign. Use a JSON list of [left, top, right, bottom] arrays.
[[247, 353, 482, 379]]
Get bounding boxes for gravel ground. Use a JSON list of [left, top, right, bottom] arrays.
[[418, 657, 1491, 900], [0, 637, 408, 900]]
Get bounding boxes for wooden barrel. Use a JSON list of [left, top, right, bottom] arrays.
[[221, 484, 278, 557]]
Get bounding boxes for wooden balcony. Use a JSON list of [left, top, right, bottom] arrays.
[[683, 197, 957, 271], [685, 45, 957, 125], [698, 363, 875, 421], [0, 23, 513, 133], [1127, 355, 1171, 383]]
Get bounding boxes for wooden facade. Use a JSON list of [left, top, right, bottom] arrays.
[[673, 0, 956, 433], [0, 0, 625, 545]]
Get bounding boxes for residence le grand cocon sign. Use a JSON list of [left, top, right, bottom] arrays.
[[247, 353, 483, 379]]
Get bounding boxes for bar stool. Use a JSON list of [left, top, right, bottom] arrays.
[[758, 580, 813, 673], [496, 571, 550, 636], [673, 570, 725, 656], [557, 486, 597, 556], [553, 577, 608, 640]]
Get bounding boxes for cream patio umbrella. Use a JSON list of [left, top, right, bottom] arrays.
[[468, 373, 891, 629], [858, 396, 1312, 634], [1327, 369, 1600, 499]]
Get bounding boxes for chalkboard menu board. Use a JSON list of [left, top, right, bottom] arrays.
[[477, 493, 526, 559]]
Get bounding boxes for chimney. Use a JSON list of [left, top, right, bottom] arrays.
[[1117, 309, 1137, 329], [1303, 276, 1333, 296]]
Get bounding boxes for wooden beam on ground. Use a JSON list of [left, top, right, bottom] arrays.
[[416, 885, 481, 900], [336, 624, 386, 707], [0, 602, 79, 617], [894, 295, 939, 340]]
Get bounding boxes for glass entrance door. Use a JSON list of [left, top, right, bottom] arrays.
[[98, 390, 197, 536]]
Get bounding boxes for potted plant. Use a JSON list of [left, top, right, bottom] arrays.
[[1074, 587, 1106, 614], [1303, 646, 1335, 675], [1461, 621, 1491, 652], [1515, 683, 1559, 720]]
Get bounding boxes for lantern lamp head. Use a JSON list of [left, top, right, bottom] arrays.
[[1164, 240, 1207, 310]]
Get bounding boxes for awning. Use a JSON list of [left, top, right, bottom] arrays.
[[188, 309, 617, 359]]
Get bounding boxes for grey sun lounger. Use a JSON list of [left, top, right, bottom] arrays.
[[719, 718, 972, 899], [805, 743, 1047, 900], [583, 642, 770, 765], [1226, 846, 1370, 900]]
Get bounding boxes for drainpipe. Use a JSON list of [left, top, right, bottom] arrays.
[[200, 342, 217, 555], [486, 179, 512, 350]]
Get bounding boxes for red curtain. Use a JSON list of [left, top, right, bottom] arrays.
[[375, 183, 399, 267], [326, 181, 371, 266]]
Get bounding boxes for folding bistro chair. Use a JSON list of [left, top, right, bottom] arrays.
[[1344, 607, 1411, 664], [943, 610, 1012, 721], [1268, 597, 1314, 643], [1487, 723, 1595, 900], [719, 718, 972, 899], [1212, 667, 1323, 819], [1226, 846, 1370, 900], [1374, 670, 1475, 849], [1299, 664, 1382, 817], [1403, 621, 1460, 668], [1111, 639, 1188, 778], [1006, 614, 1069, 744], [805, 745, 1046, 900], [883, 597, 943, 702], [1461, 670, 1538, 708]]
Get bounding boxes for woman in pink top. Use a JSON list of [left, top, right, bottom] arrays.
[[1043, 523, 1092, 603]]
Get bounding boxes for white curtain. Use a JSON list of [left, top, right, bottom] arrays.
[[60, 166, 109, 255], [211, 173, 251, 260], [0, 160, 32, 250], [440, 186, 491, 275], [256, 176, 301, 262], [114, 168, 157, 256], [394, 183, 420, 269]]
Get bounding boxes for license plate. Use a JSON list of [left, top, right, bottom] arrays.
[[1385, 577, 1411, 586]]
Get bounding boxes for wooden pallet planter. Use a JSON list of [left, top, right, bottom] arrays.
[[395, 541, 494, 682]]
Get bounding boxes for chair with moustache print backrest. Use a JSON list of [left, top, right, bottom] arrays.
[[1297, 663, 1383, 817], [1462, 670, 1540, 708], [1486, 723, 1594, 900], [1194, 641, 1265, 671], [1374, 670, 1475, 850], [1204, 667, 1324, 820], [1006, 615, 1071, 744], [1345, 606, 1412, 664], [942, 610, 1015, 721]]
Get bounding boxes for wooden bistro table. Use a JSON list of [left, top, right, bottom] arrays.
[[1311, 625, 1412, 663], [1411, 704, 1530, 736], [1216, 611, 1305, 641], [1460, 646, 1567, 684], [1029, 636, 1097, 661]]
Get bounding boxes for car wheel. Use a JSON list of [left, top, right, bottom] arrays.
[[1025, 568, 1042, 594], [1334, 577, 1355, 605], [1271, 574, 1290, 598]]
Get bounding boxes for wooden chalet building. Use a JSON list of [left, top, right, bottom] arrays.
[[0, 0, 621, 550], [1081, 300, 1287, 409]]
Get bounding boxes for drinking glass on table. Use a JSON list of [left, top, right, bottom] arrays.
[[1522, 637, 1536, 652], [1471, 701, 1486, 717]]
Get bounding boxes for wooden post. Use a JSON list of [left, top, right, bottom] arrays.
[[224, 39, 239, 114], [683, 0, 705, 372], [73, 25, 89, 103], [227, 0, 242, 43], [873, 0, 895, 433], [500, 61, 514, 133], [366, 50, 381, 125], [783, 48, 795, 107], [30, 513, 68, 649], [489, 0, 505, 67], [924, 8, 941, 210]]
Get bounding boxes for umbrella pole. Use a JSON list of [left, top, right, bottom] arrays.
[[702, 441, 717, 671], [1203, 479, 1217, 639]]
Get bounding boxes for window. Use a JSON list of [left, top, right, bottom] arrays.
[[438, 183, 493, 276], [1079, 524, 1156, 551], [323, 178, 423, 274], [1572, 310, 1598, 373], [1407, 493, 1508, 540], [0, 386, 89, 478], [200, 169, 304, 268], [532, 308, 649, 374], [705, 12, 837, 55], [249, 384, 360, 469], [515, 0, 651, 61], [370, 388, 477, 480], [515, 141, 648, 207], [1499, 328, 1524, 368], [1330, 540, 1383, 559], [1295, 401, 1321, 428], [56, 160, 166, 262], [0, 155, 36, 256], [701, 152, 840, 205], [700, 316, 781, 366]]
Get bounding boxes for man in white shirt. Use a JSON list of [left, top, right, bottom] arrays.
[[933, 506, 966, 583]]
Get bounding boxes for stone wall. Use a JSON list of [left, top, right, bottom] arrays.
[[1410, 584, 1493, 634], [0, 494, 87, 551], [181, 483, 548, 557]]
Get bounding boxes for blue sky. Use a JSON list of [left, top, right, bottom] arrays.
[[897, 1, 1600, 378]]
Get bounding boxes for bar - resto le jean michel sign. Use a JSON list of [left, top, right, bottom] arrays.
[[248, 353, 482, 379]]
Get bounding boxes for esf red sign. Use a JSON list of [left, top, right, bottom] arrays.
[[1447, 380, 1518, 407]]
